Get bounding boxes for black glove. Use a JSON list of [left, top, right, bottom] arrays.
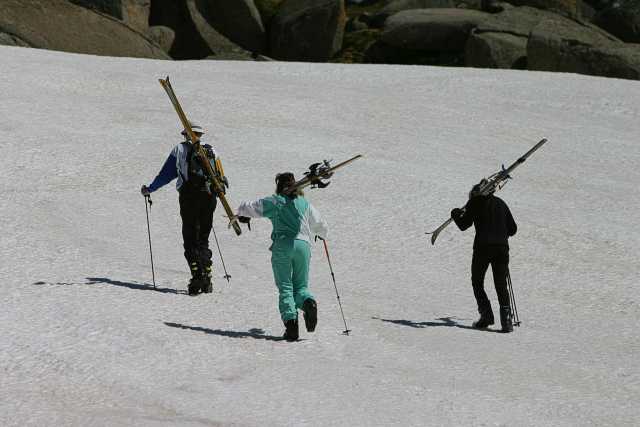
[[238, 216, 251, 230], [141, 185, 151, 197], [451, 208, 463, 219]]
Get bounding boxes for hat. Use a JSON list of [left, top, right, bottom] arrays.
[[181, 122, 204, 136]]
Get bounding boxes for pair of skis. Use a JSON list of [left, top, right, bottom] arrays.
[[284, 155, 362, 195], [158, 76, 361, 235], [427, 138, 549, 245], [159, 76, 243, 235]]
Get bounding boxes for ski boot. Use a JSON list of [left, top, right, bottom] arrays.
[[302, 298, 317, 332], [472, 308, 495, 329], [283, 318, 299, 342], [187, 262, 202, 296], [500, 306, 514, 333], [201, 262, 213, 294]]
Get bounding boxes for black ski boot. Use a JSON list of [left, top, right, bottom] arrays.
[[500, 306, 513, 333], [201, 263, 213, 294], [188, 262, 202, 296], [283, 318, 299, 342], [302, 298, 317, 332], [472, 309, 495, 329]]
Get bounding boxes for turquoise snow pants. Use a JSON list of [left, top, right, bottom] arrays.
[[271, 238, 314, 322]]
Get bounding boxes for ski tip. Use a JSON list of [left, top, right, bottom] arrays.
[[424, 231, 438, 245]]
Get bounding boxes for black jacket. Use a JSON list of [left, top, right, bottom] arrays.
[[453, 195, 517, 249]]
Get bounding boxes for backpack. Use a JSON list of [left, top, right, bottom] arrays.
[[184, 143, 227, 193]]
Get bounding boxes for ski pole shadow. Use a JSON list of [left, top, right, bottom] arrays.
[[85, 277, 184, 294], [373, 316, 502, 333], [164, 322, 284, 341], [32, 277, 184, 295]]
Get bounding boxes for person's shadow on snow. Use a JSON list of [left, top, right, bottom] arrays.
[[32, 277, 184, 295], [164, 322, 284, 341], [373, 316, 502, 333]]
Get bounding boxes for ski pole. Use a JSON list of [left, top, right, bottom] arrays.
[[211, 224, 231, 282], [144, 195, 156, 289], [321, 239, 351, 335], [506, 269, 521, 326]]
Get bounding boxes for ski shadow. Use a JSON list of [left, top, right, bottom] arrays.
[[32, 277, 184, 295], [373, 316, 502, 333], [164, 322, 284, 341]]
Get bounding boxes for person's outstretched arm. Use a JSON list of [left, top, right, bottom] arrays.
[[147, 149, 179, 193], [237, 198, 268, 218]]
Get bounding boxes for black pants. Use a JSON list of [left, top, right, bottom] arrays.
[[179, 188, 217, 270], [471, 245, 510, 317]]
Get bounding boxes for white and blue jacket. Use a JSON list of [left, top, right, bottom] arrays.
[[147, 141, 217, 193]]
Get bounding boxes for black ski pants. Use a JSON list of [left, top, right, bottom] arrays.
[[471, 245, 511, 318], [179, 188, 217, 270]]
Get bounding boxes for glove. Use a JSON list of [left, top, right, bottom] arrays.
[[451, 208, 463, 219], [238, 216, 251, 230], [141, 185, 151, 197]]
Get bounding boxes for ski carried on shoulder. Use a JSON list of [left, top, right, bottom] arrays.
[[284, 155, 362, 195], [426, 138, 549, 245], [159, 76, 242, 236]]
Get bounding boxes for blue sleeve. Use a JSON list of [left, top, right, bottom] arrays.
[[148, 152, 178, 192]]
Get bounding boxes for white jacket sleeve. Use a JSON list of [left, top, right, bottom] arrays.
[[308, 204, 328, 240], [237, 199, 265, 218]]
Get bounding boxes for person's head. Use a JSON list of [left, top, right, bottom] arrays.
[[469, 178, 489, 199], [275, 172, 296, 196], [181, 122, 204, 139]]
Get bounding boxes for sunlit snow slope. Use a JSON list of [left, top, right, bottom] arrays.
[[1, 46, 638, 426]]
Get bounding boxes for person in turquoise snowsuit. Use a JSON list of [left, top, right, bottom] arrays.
[[236, 172, 328, 341]]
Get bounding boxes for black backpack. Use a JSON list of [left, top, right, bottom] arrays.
[[184, 143, 226, 193]]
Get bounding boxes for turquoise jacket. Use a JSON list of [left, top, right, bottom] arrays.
[[237, 194, 328, 243]]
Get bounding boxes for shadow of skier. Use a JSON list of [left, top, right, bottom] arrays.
[[164, 322, 284, 341], [373, 316, 502, 333]]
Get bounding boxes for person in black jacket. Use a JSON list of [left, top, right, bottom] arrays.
[[451, 181, 517, 332]]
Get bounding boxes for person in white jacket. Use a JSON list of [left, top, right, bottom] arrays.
[[237, 172, 328, 341]]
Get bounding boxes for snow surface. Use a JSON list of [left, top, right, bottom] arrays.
[[1, 46, 639, 427]]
